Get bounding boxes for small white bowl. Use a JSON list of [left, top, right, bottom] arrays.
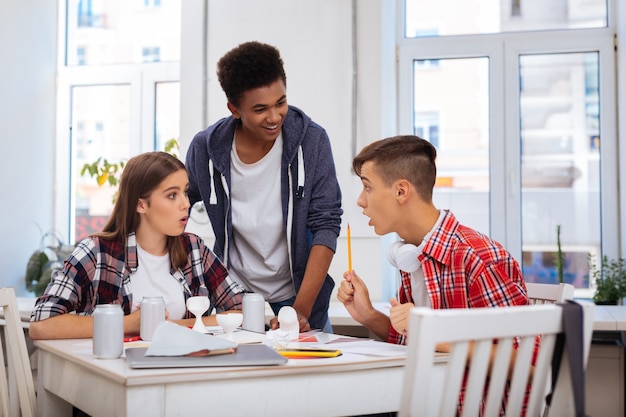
[[216, 313, 243, 334]]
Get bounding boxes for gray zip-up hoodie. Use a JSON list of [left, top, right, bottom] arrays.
[[185, 105, 343, 328]]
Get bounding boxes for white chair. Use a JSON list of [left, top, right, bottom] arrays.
[[526, 282, 575, 304], [0, 288, 36, 417], [399, 302, 594, 417]]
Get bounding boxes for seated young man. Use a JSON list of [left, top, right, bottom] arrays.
[[337, 135, 532, 415]]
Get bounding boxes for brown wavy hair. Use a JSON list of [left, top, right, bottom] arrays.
[[93, 151, 188, 269]]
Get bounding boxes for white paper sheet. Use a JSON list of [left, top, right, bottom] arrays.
[[145, 321, 237, 356]]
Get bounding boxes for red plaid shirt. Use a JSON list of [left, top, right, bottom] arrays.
[[388, 210, 535, 416]]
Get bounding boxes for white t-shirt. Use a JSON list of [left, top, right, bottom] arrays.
[[131, 245, 186, 320], [228, 133, 295, 303], [409, 210, 445, 307]]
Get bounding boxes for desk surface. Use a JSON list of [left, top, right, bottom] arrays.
[[31, 302, 626, 416], [14, 297, 626, 330], [35, 334, 416, 417], [14, 297, 626, 331], [591, 305, 626, 331], [327, 301, 626, 332]]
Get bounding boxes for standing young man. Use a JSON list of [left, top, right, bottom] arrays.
[[186, 41, 342, 332]]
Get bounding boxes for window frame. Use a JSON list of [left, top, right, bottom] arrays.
[[55, 0, 181, 242], [396, 0, 620, 283]]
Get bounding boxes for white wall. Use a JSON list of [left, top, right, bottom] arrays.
[[0, 0, 58, 295]]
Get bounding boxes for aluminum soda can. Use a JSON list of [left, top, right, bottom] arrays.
[[242, 293, 266, 333], [93, 304, 124, 359], [140, 296, 165, 341]]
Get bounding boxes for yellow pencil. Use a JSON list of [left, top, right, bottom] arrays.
[[347, 223, 352, 271]]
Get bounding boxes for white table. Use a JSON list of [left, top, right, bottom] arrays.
[[29, 303, 626, 417], [35, 336, 432, 417], [329, 301, 626, 333], [592, 305, 626, 331]]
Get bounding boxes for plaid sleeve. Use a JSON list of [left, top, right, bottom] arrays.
[[187, 235, 245, 312], [30, 239, 96, 321]]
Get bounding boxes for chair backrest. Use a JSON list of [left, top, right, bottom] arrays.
[[526, 282, 575, 304], [0, 288, 36, 417], [543, 301, 596, 417], [399, 302, 594, 417]]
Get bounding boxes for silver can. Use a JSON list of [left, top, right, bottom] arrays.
[[140, 296, 165, 341], [242, 293, 266, 333], [93, 304, 124, 359]]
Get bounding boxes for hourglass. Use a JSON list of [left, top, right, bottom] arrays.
[[186, 296, 211, 333]]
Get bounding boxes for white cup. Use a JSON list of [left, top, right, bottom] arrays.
[[278, 306, 299, 341], [242, 293, 266, 333]]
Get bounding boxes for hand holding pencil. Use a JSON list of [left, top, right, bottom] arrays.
[[347, 223, 352, 272]]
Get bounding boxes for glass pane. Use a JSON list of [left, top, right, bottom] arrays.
[[154, 81, 180, 154], [413, 57, 490, 233], [405, 0, 607, 37], [519, 52, 600, 297], [67, 0, 181, 66], [73, 85, 131, 241]]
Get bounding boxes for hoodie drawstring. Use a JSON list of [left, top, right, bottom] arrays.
[[295, 146, 305, 198], [208, 159, 217, 205]]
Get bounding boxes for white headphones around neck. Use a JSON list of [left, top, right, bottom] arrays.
[[387, 240, 422, 273]]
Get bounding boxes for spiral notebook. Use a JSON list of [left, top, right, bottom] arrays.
[[125, 344, 287, 369]]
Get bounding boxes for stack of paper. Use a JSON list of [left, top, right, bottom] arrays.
[[145, 321, 237, 357]]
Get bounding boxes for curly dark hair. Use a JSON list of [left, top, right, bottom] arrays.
[[217, 41, 287, 107]]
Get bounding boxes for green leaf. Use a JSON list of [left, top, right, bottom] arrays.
[[590, 254, 626, 303]]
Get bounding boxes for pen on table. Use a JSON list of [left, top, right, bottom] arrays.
[[347, 223, 352, 271], [124, 335, 141, 342]]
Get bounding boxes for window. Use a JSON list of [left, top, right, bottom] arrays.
[[406, 56, 491, 233], [77, 0, 105, 28], [404, 0, 607, 37], [142, 47, 161, 63], [414, 111, 440, 148], [399, 0, 617, 298], [56, 0, 181, 241], [66, 0, 180, 66], [154, 81, 180, 152], [76, 47, 85, 65], [519, 52, 601, 294]]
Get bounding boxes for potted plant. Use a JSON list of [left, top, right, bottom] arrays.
[[24, 230, 75, 296], [589, 255, 626, 305], [555, 224, 565, 284]]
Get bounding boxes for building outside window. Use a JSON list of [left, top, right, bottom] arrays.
[[57, 0, 181, 241], [400, 0, 614, 298]]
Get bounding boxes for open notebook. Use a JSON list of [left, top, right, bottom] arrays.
[[126, 344, 287, 369]]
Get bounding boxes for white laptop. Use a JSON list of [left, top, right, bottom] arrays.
[[125, 344, 287, 369]]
